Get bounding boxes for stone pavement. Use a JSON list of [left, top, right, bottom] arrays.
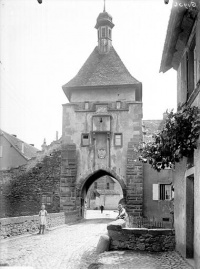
[[0, 211, 193, 269], [87, 251, 193, 269]]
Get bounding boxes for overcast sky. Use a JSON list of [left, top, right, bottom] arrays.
[[0, 0, 177, 149]]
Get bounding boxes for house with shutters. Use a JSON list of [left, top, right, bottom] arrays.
[[160, 1, 200, 267], [0, 129, 39, 171], [142, 119, 174, 226]]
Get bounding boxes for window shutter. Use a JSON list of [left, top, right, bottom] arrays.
[[153, 184, 159, 200]]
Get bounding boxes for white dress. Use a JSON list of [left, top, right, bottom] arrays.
[[39, 210, 47, 225]]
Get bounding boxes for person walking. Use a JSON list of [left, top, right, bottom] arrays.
[[100, 205, 104, 213], [38, 204, 47, 234]]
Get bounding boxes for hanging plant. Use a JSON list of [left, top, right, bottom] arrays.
[[139, 106, 200, 171]]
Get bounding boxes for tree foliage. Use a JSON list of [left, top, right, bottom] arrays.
[[139, 106, 200, 171]]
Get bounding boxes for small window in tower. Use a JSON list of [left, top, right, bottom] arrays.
[[107, 183, 109, 189], [116, 101, 121, 109], [101, 27, 106, 38], [100, 118, 103, 123], [81, 133, 89, 146], [108, 28, 111, 38], [94, 182, 97, 189], [85, 102, 89, 110], [114, 133, 122, 147]]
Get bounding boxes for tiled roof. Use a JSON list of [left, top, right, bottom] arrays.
[[63, 46, 140, 91], [0, 129, 39, 160], [96, 189, 120, 195]]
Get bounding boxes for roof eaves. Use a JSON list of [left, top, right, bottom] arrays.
[[63, 82, 140, 90], [160, 2, 186, 73]]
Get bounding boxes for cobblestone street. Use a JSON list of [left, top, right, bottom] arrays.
[[0, 211, 193, 269]]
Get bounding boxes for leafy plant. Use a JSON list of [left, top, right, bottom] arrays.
[[139, 106, 200, 171]]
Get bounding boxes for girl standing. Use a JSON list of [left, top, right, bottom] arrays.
[[38, 204, 47, 234]]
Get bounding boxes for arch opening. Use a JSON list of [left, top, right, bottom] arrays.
[[79, 169, 125, 219]]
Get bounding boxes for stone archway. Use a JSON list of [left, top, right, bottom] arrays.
[[76, 168, 127, 218]]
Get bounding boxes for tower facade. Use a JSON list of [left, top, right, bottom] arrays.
[[61, 7, 143, 217]]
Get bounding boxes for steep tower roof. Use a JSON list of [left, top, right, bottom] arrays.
[[62, 6, 141, 100]]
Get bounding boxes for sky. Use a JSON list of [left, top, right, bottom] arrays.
[[0, 0, 177, 149]]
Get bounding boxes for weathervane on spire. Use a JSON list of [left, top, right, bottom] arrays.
[[103, 0, 106, 12]]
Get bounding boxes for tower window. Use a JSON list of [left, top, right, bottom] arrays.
[[114, 133, 122, 147], [94, 182, 97, 189], [108, 28, 111, 38], [85, 102, 89, 110], [81, 133, 89, 146], [116, 101, 121, 109], [101, 27, 106, 38], [107, 183, 109, 189]]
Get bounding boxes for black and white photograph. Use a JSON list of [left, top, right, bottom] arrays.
[[0, 0, 200, 268]]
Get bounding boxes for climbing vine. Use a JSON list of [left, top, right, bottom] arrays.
[[139, 106, 200, 171]]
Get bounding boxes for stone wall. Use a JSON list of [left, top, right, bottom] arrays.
[[0, 148, 61, 217], [0, 211, 79, 239], [107, 220, 175, 252], [126, 142, 143, 216], [0, 212, 65, 239], [60, 144, 77, 212]]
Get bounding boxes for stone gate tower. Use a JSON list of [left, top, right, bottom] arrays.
[[61, 7, 143, 218]]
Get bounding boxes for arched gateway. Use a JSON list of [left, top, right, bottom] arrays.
[[60, 7, 143, 219], [77, 168, 126, 217]]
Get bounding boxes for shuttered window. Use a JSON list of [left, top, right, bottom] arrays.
[[153, 184, 172, 200]]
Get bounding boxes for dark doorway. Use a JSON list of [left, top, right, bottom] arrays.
[[186, 175, 194, 258]]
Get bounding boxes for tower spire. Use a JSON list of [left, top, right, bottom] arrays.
[[95, 3, 114, 54]]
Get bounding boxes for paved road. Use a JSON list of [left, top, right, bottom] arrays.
[[0, 211, 192, 269]]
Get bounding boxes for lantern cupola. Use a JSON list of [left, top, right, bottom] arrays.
[[95, 2, 114, 54]]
